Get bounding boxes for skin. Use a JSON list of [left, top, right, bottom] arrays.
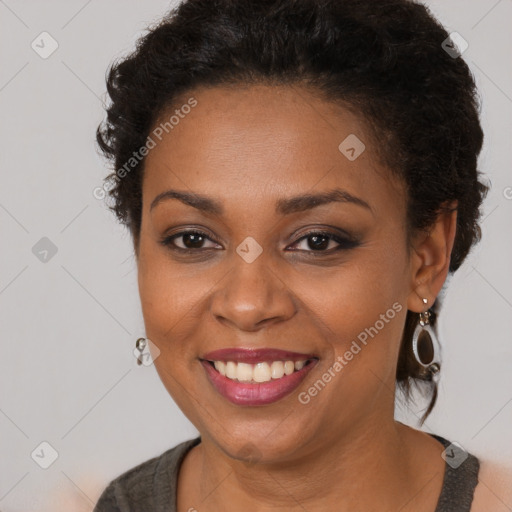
[[135, 83, 458, 511]]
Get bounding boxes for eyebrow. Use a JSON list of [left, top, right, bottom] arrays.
[[149, 188, 373, 216]]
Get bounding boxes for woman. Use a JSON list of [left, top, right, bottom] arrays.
[[93, 0, 492, 510]]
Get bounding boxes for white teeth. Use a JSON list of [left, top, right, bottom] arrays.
[[236, 362, 253, 382], [225, 361, 237, 379], [253, 362, 271, 382], [294, 360, 305, 370], [270, 361, 285, 379], [214, 361, 226, 376], [284, 361, 295, 375], [210, 359, 309, 383]]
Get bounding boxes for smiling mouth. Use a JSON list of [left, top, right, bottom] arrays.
[[204, 358, 317, 384], [200, 356, 319, 406]]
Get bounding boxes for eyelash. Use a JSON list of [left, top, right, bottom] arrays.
[[159, 229, 360, 255]]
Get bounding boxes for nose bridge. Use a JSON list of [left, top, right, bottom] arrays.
[[211, 244, 296, 329]]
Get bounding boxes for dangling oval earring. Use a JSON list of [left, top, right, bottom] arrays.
[[411, 304, 441, 382], [135, 337, 147, 366]]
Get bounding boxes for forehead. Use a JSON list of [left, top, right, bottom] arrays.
[[142, 84, 405, 219]]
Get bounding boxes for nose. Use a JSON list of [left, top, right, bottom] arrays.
[[210, 255, 297, 331]]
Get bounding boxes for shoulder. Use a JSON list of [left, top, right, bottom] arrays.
[[93, 437, 201, 512], [428, 433, 512, 512], [423, 432, 480, 512], [470, 458, 512, 512]]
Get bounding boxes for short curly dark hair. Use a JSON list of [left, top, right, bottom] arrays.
[[96, 0, 489, 423]]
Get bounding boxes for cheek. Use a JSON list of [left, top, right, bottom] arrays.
[[137, 242, 199, 356], [295, 251, 408, 425], [299, 241, 408, 370], [138, 235, 195, 319], [137, 249, 205, 413]]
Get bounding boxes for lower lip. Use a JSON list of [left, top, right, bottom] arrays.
[[200, 359, 318, 406]]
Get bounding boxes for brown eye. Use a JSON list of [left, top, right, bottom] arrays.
[[161, 230, 220, 251], [289, 231, 360, 253], [302, 234, 331, 251]]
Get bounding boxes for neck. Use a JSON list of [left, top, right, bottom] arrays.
[[182, 415, 441, 511]]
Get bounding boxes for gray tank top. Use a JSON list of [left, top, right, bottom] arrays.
[[93, 434, 480, 511]]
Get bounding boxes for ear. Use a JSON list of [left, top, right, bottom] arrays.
[[406, 201, 458, 313]]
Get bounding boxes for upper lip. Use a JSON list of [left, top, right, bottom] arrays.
[[201, 348, 318, 363]]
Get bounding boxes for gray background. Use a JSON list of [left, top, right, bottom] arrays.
[[0, 1, 511, 510]]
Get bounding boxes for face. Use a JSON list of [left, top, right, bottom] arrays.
[[137, 83, 415, 463]]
